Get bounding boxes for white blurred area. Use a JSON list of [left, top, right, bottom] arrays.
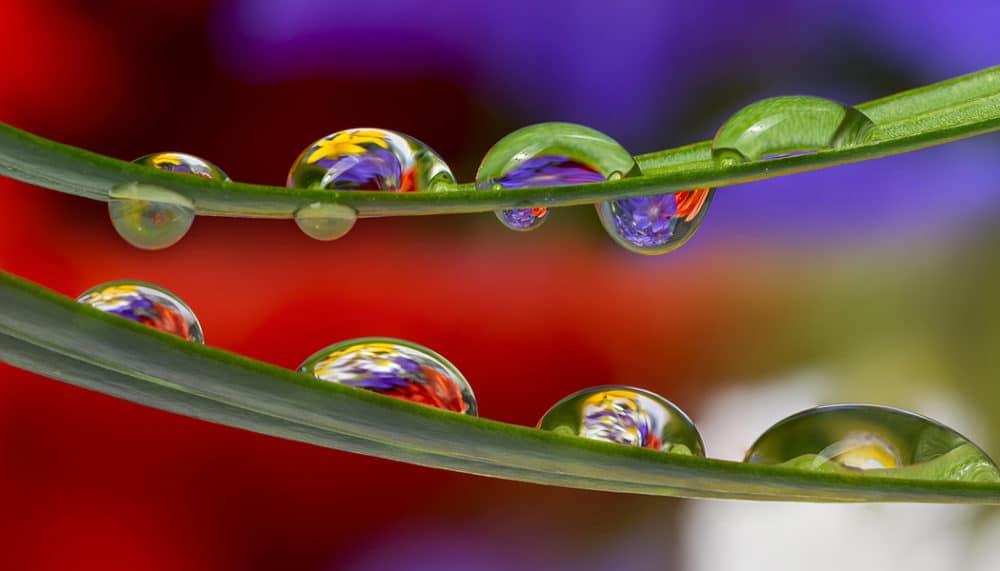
[[683, 372, 1000, 571]]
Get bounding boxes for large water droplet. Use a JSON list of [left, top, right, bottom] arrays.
[[77, 281, 204, 342], [745, 404, 1000, 482], [596, 189, 713, 254], [294, 202, 358, 241], [298, 337, 477, 415], [712, 96, 875, 164], [476, 123, 636, 231], [537, 386, 704, 455], [108, 183, 196, 250], [287, 128, 455, 192]]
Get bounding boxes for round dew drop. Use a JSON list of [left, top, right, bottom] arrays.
[[537, 385, 704, 455], [298, 338, 477, 415], [294, 202, 358, 241], [77, 280, 204, 343], [111, 152, 229, 250], [744, 404, 1000, 482]]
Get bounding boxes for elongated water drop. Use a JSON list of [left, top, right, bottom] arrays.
[[476, 123, 636, 231], [298, 338, 477, 415], [745, 404, 1000, 482], [287, 128, 455, 192], [294, 202, 358, 241], [712, 96, 875, 164], [537, 386, 704, 455], [77, 280, 204, 342], [111, 152, 229, 250]]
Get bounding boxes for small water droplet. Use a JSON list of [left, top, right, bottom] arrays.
[[744, 404, 1000, 482], [476, 123, 637, 231], [298, 338, 477, 415], [133, 152, 230, 181], [596, 189, 713, 255], [108, 183, 195, 250], [287, 128, 454, 192], [77, 280, 204, 342], [712, 96, 875, 163], [294, 202, 358, 241], [537, 386, 704, 455]]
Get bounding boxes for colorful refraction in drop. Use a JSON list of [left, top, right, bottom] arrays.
[[476, 122, 638, 231], [744, 404, 1000, 482], [597, 188, 713, 254], [298, 338, 477, 415], [77, 281, 204, 342], [111, 153, 229, 250], [287, 128, 455, 192], [537, 386, 704, 455]]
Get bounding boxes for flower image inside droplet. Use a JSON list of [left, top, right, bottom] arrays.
[[133, 152, 230, 180], [744, 404, 1000, 482], [537, 386, 704, 455], [476, 122, 638, 231], [77, 281, 204, 343], [286, 128, 455, 192], [298, 338, 477, 415], [597, 188, 713, 255]]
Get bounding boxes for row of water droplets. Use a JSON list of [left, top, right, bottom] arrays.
[[77, 280, 999, 483], [109, 95, 877, 254]]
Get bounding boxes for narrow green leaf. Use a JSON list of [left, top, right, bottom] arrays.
[[0, 67, 997, 218], [2, 271, 998, 503]]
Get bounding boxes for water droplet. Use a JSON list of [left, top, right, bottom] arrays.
[[596, 189, 713, 255], [108, 183, 196, 250], [298, 338, 477, 415], [77, 281, 204, 342], [712, 96, 875, 164], [294, 202, 358, 241], [537, 386, 704, 455], [287, 128, 455, 192], [744, 404, 1000, 482], [476, 123, 637, 231], [133, 152, 230, 180]]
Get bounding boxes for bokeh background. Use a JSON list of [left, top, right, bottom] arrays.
[[3, 1, 1000, 569]]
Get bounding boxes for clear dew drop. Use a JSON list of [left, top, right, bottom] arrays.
[[744, 404, 1000, 482], [537, 385, 705, 455], [294, 202, 358, 241], [475, 122, 636, 232], [286, 128, 455, 192], [108, 183, 196, 250], [77, 280, 204, 343], [596, 188, 714, 255], [711, 95, 876, 164], [298, 337, 477, 415]]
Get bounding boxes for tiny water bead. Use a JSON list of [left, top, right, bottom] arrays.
[[596, 189, 713, 255], [110, 153, 229, 250], [298, 338, 476, 415], [475, 122, 637, 231], [745, 404, 1000, 482], [77, 281, 204, 343], [537, 386, 704, 455], [712, 96, 876, 164], [293, 202, 358, 241], [287, 128, 455, 192]]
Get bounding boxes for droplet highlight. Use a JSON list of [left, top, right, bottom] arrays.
[[298, 338, 477, 415], [712, 95, 875, 164], [537, 386, 704, 455], [287, 128, 455, 192], [78, 281, 204, 342], [294, 202, 358, 241], [476, 123, 637, 231], [744, 404, 1000, 482]]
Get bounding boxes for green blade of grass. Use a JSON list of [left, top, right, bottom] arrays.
[[2, 270, 998, 503], [1, 67, 998, 218]]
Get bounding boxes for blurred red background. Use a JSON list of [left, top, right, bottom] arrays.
[[3, 1, 1000, 570]]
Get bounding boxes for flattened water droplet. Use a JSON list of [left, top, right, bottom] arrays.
[[298, 337, 477, 415], [476, 123, 637, 231], [294, 202, 358, 241], [77, 280, 204, 342], [108, 183, 196, 250], [745, 404, 1000, 482], [712, 96, 875, 164], [596, 188, 713, 255], [287, 128, 455, 192], [537, 386, 704, 455], [133, 152, 230, 180]]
